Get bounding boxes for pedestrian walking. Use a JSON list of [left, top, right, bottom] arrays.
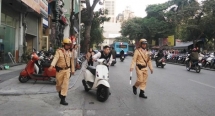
[[86, 48, 95, 66], [48, 38, 75, 105], [130, 39, 153, 99]]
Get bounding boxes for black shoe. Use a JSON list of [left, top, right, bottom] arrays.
[[60, 96, 68, 105], [139, 90, 147, 99], [58, 91, 62, 99], [133, 86, 137, 95]]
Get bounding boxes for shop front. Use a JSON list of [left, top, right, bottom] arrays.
[[0, 2, 19, 64], [25, 13, 39, 53], [39, 18, 49, 51]]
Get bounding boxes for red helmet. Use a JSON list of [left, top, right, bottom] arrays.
[[192, 48, 196, 51]]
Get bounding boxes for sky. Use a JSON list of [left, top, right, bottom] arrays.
[[94, 0, 204, 18]]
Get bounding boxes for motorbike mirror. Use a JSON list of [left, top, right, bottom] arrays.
[[33, 48, 36, 52], [103, 60, 107, 64]]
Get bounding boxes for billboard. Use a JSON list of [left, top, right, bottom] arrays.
[[159, 35, 175, 46], [21, 0, 48, 18], [167, 35, 174, 46]]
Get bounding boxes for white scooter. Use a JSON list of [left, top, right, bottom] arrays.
[[82, 59, 110, 102]]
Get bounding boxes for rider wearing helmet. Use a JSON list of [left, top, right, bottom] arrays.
[[130, 39, 153, 99], [49, 38, 75, 105], [155, 49, 164, 63], [189, 48, 199, 68]]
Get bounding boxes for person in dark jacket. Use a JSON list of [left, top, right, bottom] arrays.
[[156, 49, 164, 63], [111, 47, 116, 62], [189, 48, 199, 68], [120, 49, 124, 56]]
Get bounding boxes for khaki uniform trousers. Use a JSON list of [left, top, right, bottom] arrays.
[[134, 67, 148, 90], [56, 69, 70, 96]]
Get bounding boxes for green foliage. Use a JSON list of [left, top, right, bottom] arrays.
[[114, 36, 130, 43], [120, 17, 144, 40], [81, 9, 110, 48], [120, 0, 215, 49], [120, 4, 175, 43]]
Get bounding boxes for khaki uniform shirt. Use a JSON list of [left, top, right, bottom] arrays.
[[51, 48, 75, 72], [130, 48, 153, 71]]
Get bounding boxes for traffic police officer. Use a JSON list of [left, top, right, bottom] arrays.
[[130, 39, 153, 99], [49, 38, 75, 105]]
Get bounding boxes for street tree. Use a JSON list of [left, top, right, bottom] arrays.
[[89, 9, 110, 48], [114, 36, 130, 43], [120, 17, 144, 45], [81, 0, 102, 53]]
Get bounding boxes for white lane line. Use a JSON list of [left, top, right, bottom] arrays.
[[189, 79, 215, 89]]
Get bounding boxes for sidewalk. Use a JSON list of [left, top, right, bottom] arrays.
[[0, 61, 86, 95], [0, 64, 25, 75]]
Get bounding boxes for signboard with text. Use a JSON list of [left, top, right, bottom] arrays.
[[21, 0, 48, 18]]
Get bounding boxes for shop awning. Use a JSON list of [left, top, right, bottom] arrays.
[[174, 41, 193, 49]]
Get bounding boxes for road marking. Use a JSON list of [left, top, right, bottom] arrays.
[[189, 79, 215, 89]]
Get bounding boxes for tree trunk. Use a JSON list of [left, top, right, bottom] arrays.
[[84, 24, 92, 53], [135, 39, 139, 48]]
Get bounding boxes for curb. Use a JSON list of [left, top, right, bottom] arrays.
[[0, 61, 86, 96]]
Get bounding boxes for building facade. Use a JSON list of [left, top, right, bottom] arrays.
[[116, 6, 135, 23], [104, 0, 116, 23], [0, 0, 48, 64]]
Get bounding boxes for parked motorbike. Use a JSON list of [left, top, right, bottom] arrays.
[[75, 58, 83, 71], [185, 54, 201, 73], [82, 59, 110, 102], [204, 53, 214, 68], [19, 51, 56, 84], [155, 56, 166, 68], [210, 57, 215, 69]]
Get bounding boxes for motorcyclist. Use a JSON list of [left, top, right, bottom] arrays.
[[189, 48, 199, 68], [111, 47, 116, 63], [120, 49, 125, 58], [92, 45, 113, 69], [155, 49, 164, 63], [92, 45, 112, 95]]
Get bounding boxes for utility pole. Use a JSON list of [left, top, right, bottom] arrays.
[[78, 0, 81, 56]]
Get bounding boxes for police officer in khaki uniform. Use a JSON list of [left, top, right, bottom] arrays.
[[48, 38, 75, 105], [130, 39, 153, 99]]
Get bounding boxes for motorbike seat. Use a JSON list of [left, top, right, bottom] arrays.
[[41, 60, 51, 67], [87, 66, 96, 75], [32, 74, 44, 77]]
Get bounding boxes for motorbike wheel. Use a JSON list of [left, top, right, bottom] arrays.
[[82, 79, 90, 92], [79, 62, 82, 70], [210, 63, 214, 69], [97, 85, 109, 102], [18, 76, 29, 83], [186, 63, 190, 71], [195, 66, 201, 73], [161, 65, 164, 68]]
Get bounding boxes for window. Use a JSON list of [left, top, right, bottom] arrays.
[[116, 45, 127, 48], [6, 15, 14, 27], [1, 13, 6, 24]]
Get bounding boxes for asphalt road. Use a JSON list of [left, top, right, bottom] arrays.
[[0, 56, 214, 116], [78, 56, 215, 116]]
